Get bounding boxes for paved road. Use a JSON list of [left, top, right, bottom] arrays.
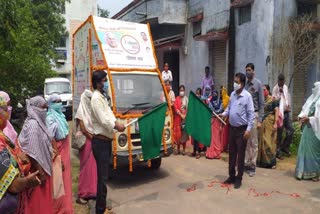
[[104, 155, 320, 214]]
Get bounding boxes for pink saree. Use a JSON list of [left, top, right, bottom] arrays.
[[53, 137, 73, 214], [17, 174, 53, 214], [206, 118, 225, 159], [78, 137, 97, 199]]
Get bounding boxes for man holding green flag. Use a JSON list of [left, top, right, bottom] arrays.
[[138, 102, 168, 160], [184, 91, 213, 147]]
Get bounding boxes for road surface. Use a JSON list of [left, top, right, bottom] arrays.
[[101, 155, 320, 214]]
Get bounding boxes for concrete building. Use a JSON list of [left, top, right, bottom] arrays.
[[233, 0, 320, 117], [54, 0, 97, 80], [114, 0, 320, 117]]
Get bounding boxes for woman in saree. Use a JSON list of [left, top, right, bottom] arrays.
[[206, 90, 224, 159], [220, 86, 230, 152], [17, 96, 54, 214], [0, 96, 40, 214], [173, 85, 189, 155], [0, 91, 18, 144], [257, 85, 279, 169], [46, 94, 73, 213], [296, 82, 320, 182], [75, 90, 97, 204]]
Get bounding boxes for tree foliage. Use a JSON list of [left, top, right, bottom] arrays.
[[98, 5, 109, 18], [0, 0, 68, 105], [272, 14, 320, 87]]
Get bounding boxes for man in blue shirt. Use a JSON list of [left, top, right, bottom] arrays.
[[220, 72, 255, 189]]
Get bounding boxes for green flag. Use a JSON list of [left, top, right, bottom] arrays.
[[184, 91, 212, 147], [138, 102, 167, 160]]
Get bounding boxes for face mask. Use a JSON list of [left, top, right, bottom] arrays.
[[179, 91, 185, 97], [212, 95, 218, 100], [39, 108, 48, 123], [103, 81, 109, 92], [234, 82, 241, 91], [246, 72, 254, 79], [51, 103, 63, 111], [7, 106, 12, 120]]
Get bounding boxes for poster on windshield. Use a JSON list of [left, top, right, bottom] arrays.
[[93, 16, 157, 69]]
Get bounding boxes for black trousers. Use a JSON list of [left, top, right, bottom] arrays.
[[92, 137, 112, 214], [193, 139, 200, 153], [228, 125, 248, 180], [277, 112, 294, 153]]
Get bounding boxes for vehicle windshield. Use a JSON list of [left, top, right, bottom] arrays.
[[112, 73, 166, 112], [45, 82, 71, 95]]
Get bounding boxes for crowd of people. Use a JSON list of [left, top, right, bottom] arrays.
[[163, 62, 320, 189], [0, 70, 125, 214], [0, 63, 319, 213]]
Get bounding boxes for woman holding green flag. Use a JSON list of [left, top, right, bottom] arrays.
[[173, 85, 189, 155]]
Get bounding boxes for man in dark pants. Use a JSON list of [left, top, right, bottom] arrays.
[[220, 73, 255, 189], [91, 70, 125, 214], [272, 74, 294, 159]]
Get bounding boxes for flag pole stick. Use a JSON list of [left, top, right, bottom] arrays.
[[125, 118, 138, 128], [211, 111, 227, 126]]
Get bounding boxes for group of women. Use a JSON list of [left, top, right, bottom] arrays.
[[172, 85, 230, 160], [0, 92, 73, 213]]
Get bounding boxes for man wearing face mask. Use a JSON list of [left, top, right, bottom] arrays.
[[90, 70, 125, 214], [220, 73, 255, 189], [244, 63, 264, 177]]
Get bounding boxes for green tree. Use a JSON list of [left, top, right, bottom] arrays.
[[98, 5, 109, 18], [0, 0, 68, 105]]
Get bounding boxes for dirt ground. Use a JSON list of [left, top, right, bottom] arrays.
[[71, 145, 298, 214]]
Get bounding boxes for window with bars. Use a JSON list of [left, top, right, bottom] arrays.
[[238, 5, 252, 25]]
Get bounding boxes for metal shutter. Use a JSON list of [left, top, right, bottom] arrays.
[[292, 69, 307, 119], [212, 41, 227, 90]]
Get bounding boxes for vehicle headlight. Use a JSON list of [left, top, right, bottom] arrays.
[[118, 134, 128, 147], [164, 128, 170, 141]]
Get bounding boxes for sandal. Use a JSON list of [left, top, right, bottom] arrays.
[[174, 151, 180, 155], [76, 198, 88, 205], [195, 152, 200, 159]]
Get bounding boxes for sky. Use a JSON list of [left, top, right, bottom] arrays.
[[98, 0, 133, 17]]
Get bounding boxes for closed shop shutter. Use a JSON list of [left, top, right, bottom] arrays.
[[292, 69, 307, 119], [212, 41, 227, 91]]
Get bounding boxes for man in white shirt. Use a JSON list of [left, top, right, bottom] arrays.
[[90, 70, 125, 214], [272, 74, 294, 159], [162, 63, 173, 83]]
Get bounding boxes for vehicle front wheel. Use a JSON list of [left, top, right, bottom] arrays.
[[150, 157, 162, 170]]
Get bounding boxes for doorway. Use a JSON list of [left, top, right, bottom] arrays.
[[163, 50, 180, 95]]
